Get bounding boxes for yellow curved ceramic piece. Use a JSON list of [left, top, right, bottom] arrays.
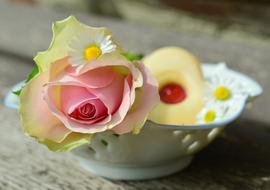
[[143, 47, 204, 125]]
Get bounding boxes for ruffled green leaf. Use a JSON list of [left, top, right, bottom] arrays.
[[13, 65, 39, 96], [26, 65, 39, 82], [123, 52, 144, 61], [41, 133, 92, 152], [13, 89, 22, 96]]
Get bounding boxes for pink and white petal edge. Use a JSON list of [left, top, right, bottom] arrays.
[[19, 71, 71, 143], [112, 61, 160, 134]]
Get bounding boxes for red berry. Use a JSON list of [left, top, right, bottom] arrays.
[[159, 83, 186, 104]]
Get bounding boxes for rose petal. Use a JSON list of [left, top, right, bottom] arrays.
[[42, 55, 149, 134], [44, 79, 131, 134], [41, 132, 92, 152], [90, 73, 124, 114], [51, 56, 143, 112], [49, 57, 69, 81], [67, 66, 117, 88], [78, 55, 143, 108], [60, 85, 97, 114], [68, 98, 108, 125], [74, 53, 143, 88], [44, 85, 113, 133], [45, 81, 112, 127], [90, 98, 108, 118], [112, 61, 159, 134], [69, 103, 96, 121], [50, 58, 116, 89], [105, 79, 132, 128], [20, 71, 71, 143], [52, 70, 125, 115]]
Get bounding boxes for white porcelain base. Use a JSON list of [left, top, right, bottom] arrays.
[[76, 156, 193, 180]]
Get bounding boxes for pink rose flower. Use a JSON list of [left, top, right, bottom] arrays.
[[20, 55, 159, 151]]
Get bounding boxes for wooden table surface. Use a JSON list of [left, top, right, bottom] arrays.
[[0, 1, 270, 190]]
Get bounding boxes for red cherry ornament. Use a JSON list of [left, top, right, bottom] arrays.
[[159, 83, 187, 104]]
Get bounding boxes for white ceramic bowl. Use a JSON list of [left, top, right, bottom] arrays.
[[5, 63, 262, 180]]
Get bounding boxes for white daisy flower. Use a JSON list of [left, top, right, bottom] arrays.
[[204, 75, 246, 103], [197, 103, 227, 124], [68, 31, 117, 67], [197, 95, 247, 124], [197, 72, 249, 124]]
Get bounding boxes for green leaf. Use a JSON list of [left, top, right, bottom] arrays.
[[12, 65, 39, 97], [12, 89, 22, 96], [101, 139, 108, 146], [26, 65, 39, 82], [123, 52, 144, 61]]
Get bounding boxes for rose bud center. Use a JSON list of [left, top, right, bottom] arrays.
[[70, 103, 96, 121]]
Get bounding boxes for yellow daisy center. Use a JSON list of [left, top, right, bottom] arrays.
[[214, 86, 231, 100], [84, 45, 102, 61], [204, 110, 216, 123]]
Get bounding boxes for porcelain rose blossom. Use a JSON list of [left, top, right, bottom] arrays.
[[19, 16, 159, 151]]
